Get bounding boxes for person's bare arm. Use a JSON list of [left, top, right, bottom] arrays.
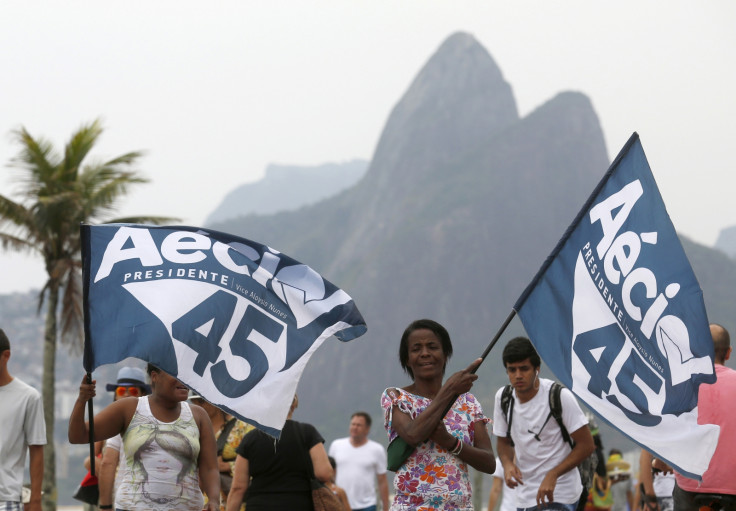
[[193, 405, 220, 511], [639, 450, 658, 511], [487, 475, 503, 511], [309, 442, 334, 483], [98, 445, 120, 508], [496, 435, 522, 489], [390, 359, 481, 445], [68, 376, 133, 444], [536, 424, 594, 506], [377, 472, 389, 510], [430, 418, 495, 473], [27, 444, 43, 511], [226, 456, 249, 511]]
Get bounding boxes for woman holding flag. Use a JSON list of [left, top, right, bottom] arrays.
[[69, 364, 220, 511], [381, 319, 495, 510]]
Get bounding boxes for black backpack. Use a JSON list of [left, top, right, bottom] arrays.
[[500, 382, 597, 490]]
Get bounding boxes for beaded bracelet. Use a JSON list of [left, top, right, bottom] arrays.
[[450, 438, 463, 456]]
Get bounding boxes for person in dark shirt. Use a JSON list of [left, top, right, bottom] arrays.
[[225, 395, 333, 510]]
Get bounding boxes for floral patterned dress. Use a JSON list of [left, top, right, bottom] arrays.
[[381, 388, 490, 511]]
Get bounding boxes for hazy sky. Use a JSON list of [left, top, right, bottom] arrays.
[[1, 1, 735, 294]]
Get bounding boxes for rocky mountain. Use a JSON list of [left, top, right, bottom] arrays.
[[205, 160, 368, 225], [210, 32, 609, 434], [714, 225, 736, 259], [210, 32, 736, 450]]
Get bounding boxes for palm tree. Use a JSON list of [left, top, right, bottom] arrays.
[[0, 119, 174, 510]]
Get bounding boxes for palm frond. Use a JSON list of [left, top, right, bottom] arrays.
[[3, 119, 160, 355], [62, 119, 104, 177], [0, 194, 37, 235], [101, 150, 147, 168], [79, 172, 148, 220], [8, 127, 60, 197], [0, 232, 36, 252]]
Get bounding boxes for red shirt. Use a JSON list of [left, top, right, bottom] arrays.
[[675, 364, 736, 494]]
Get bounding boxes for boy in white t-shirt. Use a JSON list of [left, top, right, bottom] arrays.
[[493, 337, 594, 511]]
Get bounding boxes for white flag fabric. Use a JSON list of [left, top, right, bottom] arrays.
[[514, 134, 718, 479], [81, 224, 366, 437]]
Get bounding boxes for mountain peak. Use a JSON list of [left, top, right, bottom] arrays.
[[367, 32, 518, 189]]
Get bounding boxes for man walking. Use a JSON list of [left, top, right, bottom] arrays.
[[673, 323, 736, 510], [493, 337, 594, 511], [329, 412, 389, 511], [0, 329, 46, 511]]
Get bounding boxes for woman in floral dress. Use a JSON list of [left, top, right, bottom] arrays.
[[381, 319, 496, 510]]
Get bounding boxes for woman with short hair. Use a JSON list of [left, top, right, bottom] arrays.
[[381, 319, 495, 510]]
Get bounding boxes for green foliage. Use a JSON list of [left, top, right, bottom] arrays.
[[0, 119, 175, 509], [1, 119, 174, 345]]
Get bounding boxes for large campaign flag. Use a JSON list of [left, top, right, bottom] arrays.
[[513, 133, 718, 479], [81, 224, 366, 437]]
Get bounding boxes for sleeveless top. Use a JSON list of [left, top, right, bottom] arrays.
[[115, 396, 204, 511]]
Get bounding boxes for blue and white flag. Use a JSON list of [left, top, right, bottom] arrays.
[[513, 133, 717, 479], [81, 224, 367, 437]]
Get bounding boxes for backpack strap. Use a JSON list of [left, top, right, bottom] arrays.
[[549, 382, 574, 448], [500, 384, 515, 447], [502, 381, 576, 449]]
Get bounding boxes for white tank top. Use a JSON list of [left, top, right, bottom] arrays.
[[115, 396, 204, 511]]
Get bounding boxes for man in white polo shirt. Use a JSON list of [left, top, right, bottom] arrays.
[[329, 412, 389, 511]]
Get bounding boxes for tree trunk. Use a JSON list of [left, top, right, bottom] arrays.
[[42, 285, 58, 511]]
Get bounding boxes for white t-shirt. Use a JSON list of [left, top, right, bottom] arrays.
[[0, 378, 47, 503], [104, 434, 127, 505], [493, 378, 588, 508], [492, 456, 516, 511], [328, 437, 387, 509]]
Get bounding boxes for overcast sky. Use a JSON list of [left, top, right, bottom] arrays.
[[1, 1, 735, 294]]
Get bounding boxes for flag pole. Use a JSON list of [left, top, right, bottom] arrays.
[[472, 309, 517, 374], [441, 309, 516, 416], [86, 372, 96, 476]]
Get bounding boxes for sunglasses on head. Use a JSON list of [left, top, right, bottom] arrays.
[[115, 386, 142, 397]]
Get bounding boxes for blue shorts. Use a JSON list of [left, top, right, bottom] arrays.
[[0, 502, 22, 511]]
